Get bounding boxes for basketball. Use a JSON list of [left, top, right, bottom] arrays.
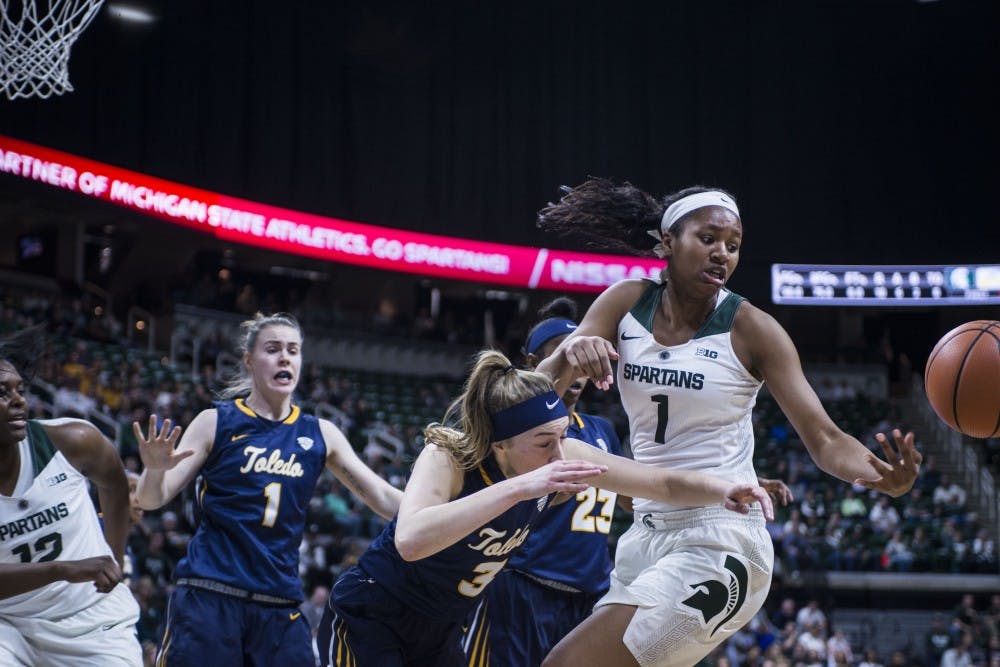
[[924, 320, 1000, 439]]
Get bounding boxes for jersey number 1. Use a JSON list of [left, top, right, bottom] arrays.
[[262, 482, 281, 527], [652, 394, 669, 444]]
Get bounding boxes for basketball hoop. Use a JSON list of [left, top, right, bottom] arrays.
[[0, 0, 105, 100]]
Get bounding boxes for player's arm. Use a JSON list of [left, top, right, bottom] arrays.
[[564, 438, 774, 519], [537, 280, 641, 391], [135, 411, 213, 510], [48, 420, 131, 566], [320, 419, 402, 520], [736, 305, 920, 497], [394, 444, 605, 561], [0, 556, 122, 599]]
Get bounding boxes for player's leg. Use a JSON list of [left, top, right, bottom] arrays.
[[154, 586, 246, 666], [245, 602, 314, 667], [0, 617, 34, 666], [29, 585, 142, 667], [546, 515, 773, 667], [317, 571, 406, 667], [463, 570, 539, 667], [542, 602, 640, 667]]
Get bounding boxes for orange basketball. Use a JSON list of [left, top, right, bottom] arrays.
[[924, 320, 1000, 439]]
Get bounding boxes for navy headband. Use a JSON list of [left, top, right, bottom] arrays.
[[525, 319, 577, 355], [490, 391, 569, 441]]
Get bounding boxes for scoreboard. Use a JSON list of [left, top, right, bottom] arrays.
[[771, 263, 1000, 306]]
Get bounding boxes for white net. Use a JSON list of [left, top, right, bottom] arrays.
[[0, 0, 104, 100]]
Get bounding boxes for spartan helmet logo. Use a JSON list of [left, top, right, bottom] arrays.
[[680, 554, 749, 637]]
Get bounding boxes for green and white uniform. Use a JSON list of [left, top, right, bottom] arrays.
[[0, 419, 140, 666], [598, 281, 773, 667]]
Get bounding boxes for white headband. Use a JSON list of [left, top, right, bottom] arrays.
[[660, 191, 740, 234]]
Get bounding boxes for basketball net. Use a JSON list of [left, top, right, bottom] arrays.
[[0, 0, 104, 100]]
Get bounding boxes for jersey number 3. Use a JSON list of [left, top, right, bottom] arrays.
[[458, 560, 507, 597]]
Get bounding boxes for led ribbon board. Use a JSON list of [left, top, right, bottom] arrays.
[[0, 134, 665, 293]]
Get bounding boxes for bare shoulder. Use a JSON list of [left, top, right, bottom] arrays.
[[732, 300, 782, 340], [579, 279, 655, 336], [600, 279, 651, 309], [38, 417, 106, 450], [731, 299, 796, 376], [37, 418, 111, 474], [187, 408, 219, 434]]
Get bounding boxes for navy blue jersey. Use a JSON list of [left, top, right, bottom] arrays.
[[506, 411, 621, 593], [173, 399, 327, 602], [352, 454, 553, 622]]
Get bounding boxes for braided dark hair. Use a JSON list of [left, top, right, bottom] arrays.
[[537, 178, 738, 255], [0, 324, 47, 382]]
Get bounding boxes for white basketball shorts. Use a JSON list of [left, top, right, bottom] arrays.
[[596, 505, 774, 667], [0, 583, 141, 667]]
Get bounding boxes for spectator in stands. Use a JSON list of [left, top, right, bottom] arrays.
[[53, 374, 96, 417], [796, 600, 827, 633], [940, 631, 974, 667], [782, 510, 815, 574], [902, 486, 933, 525], [933, 474, 967, 514], [839, 486, 867, 520], [926, 614, 953, 666], [826, 627, 852, 666], [799, 487, 827, 522], [883, 529, 914, 571], [918, 455, 943, 493], [772, 597, 798, 630], [869, 496, 901, 535], [796, 623, 827, 663], [857, 647, 884, 667], [971, 529, 997, 572], [299, 584, 329, 636], [952, 595, 980, 635], [822, 511, 849, 570]]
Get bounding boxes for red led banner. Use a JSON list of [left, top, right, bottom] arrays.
[[0, 135, 664, 292]]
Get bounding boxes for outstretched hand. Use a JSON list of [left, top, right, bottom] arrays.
[[133, 414, 189, 472], [723, 484, 775, 522], [513, 459, 608, 500], [562, 335, 619, 391], [61, 555, 123, 593], [854, 429, 922, 497]]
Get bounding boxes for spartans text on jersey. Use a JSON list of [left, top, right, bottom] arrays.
[[0, 503, 69, 541], [621, 363, 705, 389]]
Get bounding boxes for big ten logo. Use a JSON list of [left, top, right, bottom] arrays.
[[695, 347, 718, 359], [46, 472, 67, 487]]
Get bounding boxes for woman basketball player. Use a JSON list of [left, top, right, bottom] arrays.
[[317, 349, 773, 667], [534, 179, 922, 667], [135, 312, 402, 666], [0, 327, 141, 666]]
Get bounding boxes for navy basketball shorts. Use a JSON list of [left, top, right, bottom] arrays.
[[155, 585, 313, 666], [465, 569, 603, 667], [318, 567, 467, 667]]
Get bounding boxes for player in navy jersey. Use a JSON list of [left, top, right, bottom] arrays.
[[317, 349, 774, 667], [134, 313, 402, 667], [0, 327, 141, 666], [535, 180, 922, 667], [462, 297, 625, 667]]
